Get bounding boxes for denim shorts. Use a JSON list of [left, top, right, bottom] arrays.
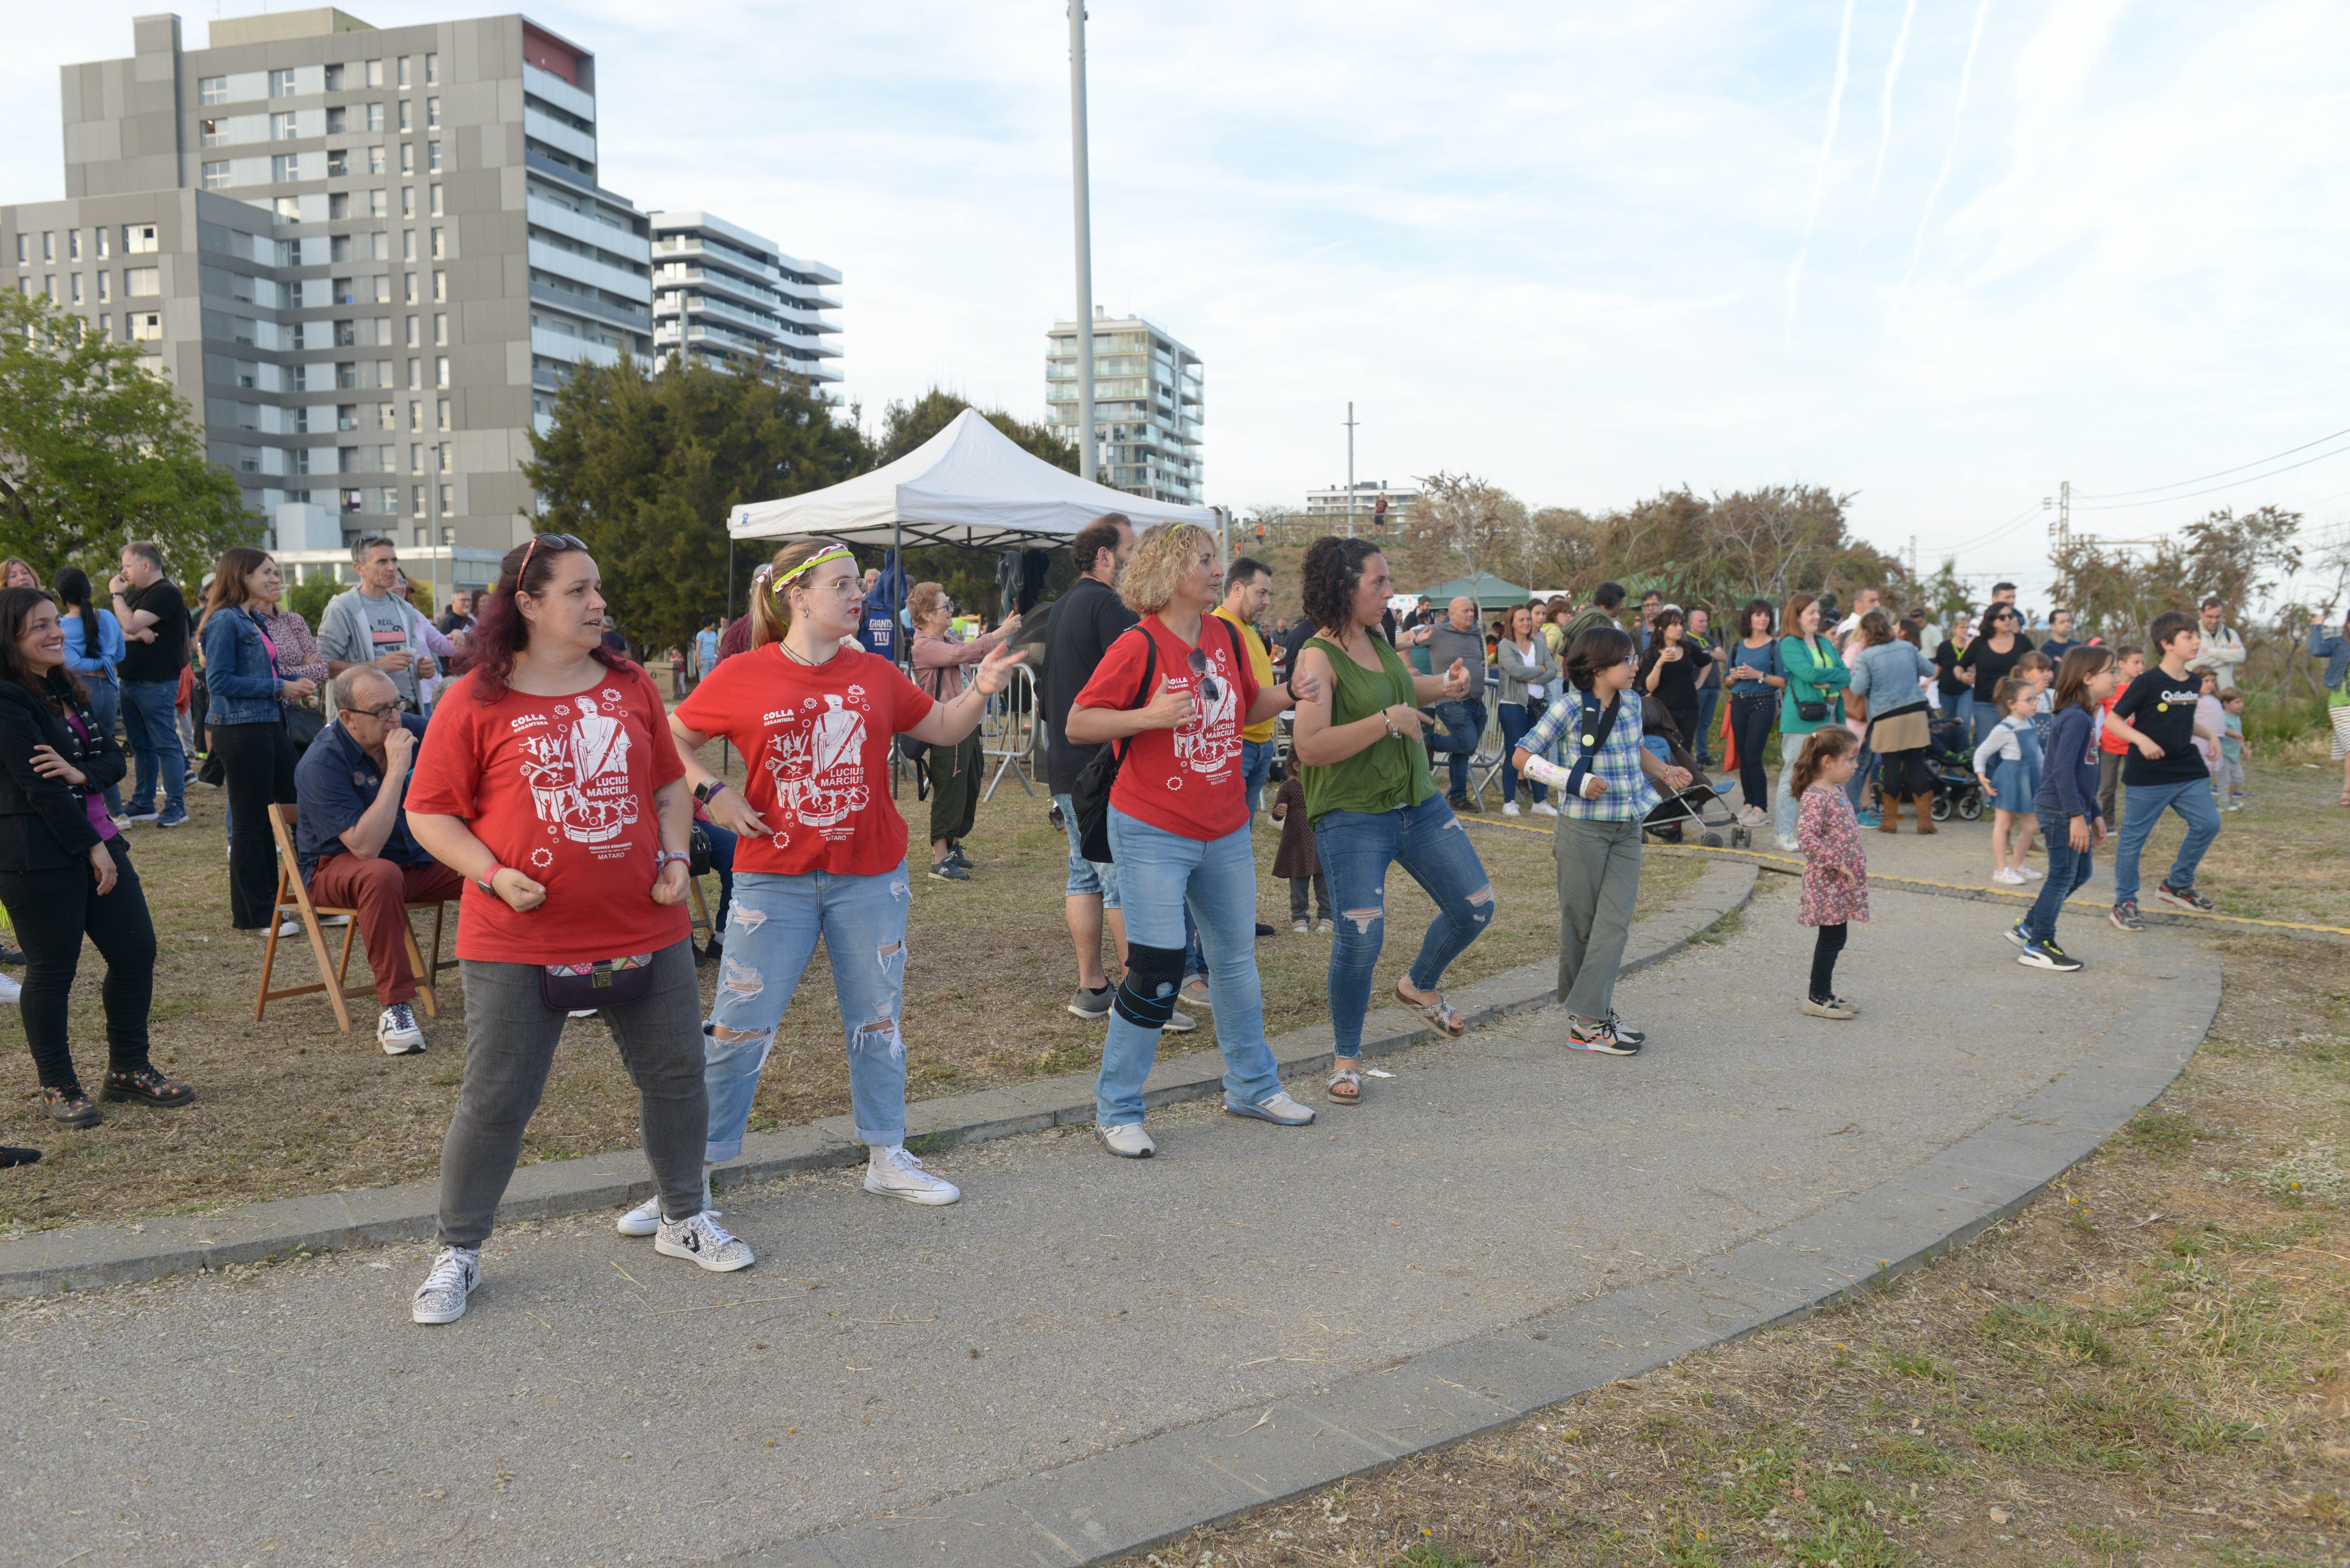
[[1053, 790, 1120, 909]]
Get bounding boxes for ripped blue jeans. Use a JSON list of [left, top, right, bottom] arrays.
[[1314, 793, 1495, 1059], [702, 864, 911, 1160]]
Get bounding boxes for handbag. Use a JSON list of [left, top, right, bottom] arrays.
[[1792, 640, 1831, 722], [1071, 626, 1160, 864], [283, 699, 325, 751], [538, 953, 656, 1013], [688, 822, 713, 878]]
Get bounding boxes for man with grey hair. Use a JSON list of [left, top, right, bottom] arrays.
[[1425, 596, 1489, 811], [293, 666, 462, 1054], [317, 535, 438, 712]]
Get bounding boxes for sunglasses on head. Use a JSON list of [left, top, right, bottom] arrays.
[[516, 532, 587, 584], [1186, 646, 1221, 703]]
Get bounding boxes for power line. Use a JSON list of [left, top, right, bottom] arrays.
[[1940, 502, 2043, 556], [2074, 440, 2350, 511], [2073, 423, 2350, 501]]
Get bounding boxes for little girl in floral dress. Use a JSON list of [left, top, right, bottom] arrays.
[[1795, 726, 1869, 1020]]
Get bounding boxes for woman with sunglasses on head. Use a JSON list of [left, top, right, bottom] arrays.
[[1957, 604, 2029, 752], [1287, 537, 1487, 1108], [1068, 524, 1321, 1150], [402, 533, 728, 1326], [655, 539, 1026, 1216], [909, 580, 1017, 882]]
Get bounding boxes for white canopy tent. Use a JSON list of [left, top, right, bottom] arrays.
[[727, 407, 1216, 550]]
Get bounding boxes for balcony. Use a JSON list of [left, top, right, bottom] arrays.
[[526, 195, 649, 264], [530, 325, 623, 368], [530, 277, 650, 332], [524, 149, 595, 194], [523, 108, 597, 164]]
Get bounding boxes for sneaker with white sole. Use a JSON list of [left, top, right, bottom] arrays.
[[0, 973, 19, 1006], [2110, 900, 2145, 932], [1314, 919, 1333, 936], [1992, 867, 2027, 885], [2018, 939, 2083, 972], [376, 1001, 425, 1055], [1067, 984, 1114, 1020], [1603, 1013, 1646, 1047], [1776, 834, 1801, 853], [1501, 801, 1521, 817], [1223, 1090, 1316, 1126], [1162, 1008, 1196, 1033], [1565, 1016, 1638, 1054], [1097, 1122, 1156, 1158], [654, 1210, 755, 1272], [2002, 921, 2031, 949], [1292, 919, 1310, 934], [2016, 865, 2043, 880], [1179, 977, 1212, 1008], [1531, 801, 1559, 817], [1802, 996, 1857, 1020], [865, 1145, 961, 1204], [411, 1246, 479, 1324], [2157, 882, 2214, 913], [616, 1194, 664, 1236]]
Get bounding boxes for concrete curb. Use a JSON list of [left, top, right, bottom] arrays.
[[724, 928, 2221, 1568], [0, 862, 1761, 1300]]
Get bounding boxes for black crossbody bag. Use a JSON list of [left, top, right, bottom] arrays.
[[1071, 628, 1158, 864]]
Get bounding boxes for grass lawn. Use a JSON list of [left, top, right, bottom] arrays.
[[1112, 930, 2350, 1568], [0, 690, 1698, 1233]]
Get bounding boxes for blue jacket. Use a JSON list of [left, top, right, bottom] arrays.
[[2033, 702, 2103, 823], [2311, 623, 2350, 692], [199, 608, 286, 727], [64, 609, 124, 686]]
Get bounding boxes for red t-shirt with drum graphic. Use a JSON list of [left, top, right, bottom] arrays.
[[673, 643, 935, 878], [1075, 614, 1257, 842], [405, 660, 691, 965]]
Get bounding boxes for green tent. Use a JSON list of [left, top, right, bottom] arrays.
[[1412, 570, 1532, 614]]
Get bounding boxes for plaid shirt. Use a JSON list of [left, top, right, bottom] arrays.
[[1523, 687, 1661, 822]]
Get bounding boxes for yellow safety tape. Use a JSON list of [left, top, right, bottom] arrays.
[[1455, 812, 2350, 938]]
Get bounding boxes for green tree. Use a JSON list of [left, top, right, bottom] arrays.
[[0, 289, 254, 582], [522, 355, 867, 650], [872, 388, 1084, 620]]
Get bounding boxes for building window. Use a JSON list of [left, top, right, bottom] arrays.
[[327, 148, 348, 177], [435, 356, 450, 388], [124, 267, 160, 297], [366, 60, 384, 88], [68, 231, 82, 262], [380, 488, 398, 514], [429, 186, 443, 218], [430, 227, 444, 260], [13, 234, 24, 263], [324, 64, 344, 92], [404, 273, 417, 305], [406, 358, 419, 389], [41, 232, 54, 262], [402, 230, 416, 263], [401, 188, 415, 220], [436, 399, 449, 432], [199, 117, 228, 147], [434, 313, 447, 345], [399, 101, 413, 134], [438, 485, 453, 516], [269, 68, 298, 98], [397, 57, 411, 90], [425, 98, 441, 130], [201, 161, 231, 189], [95, 228, 107, 259], [271, 112, 297, 140], [95, 272, 109, 302], [326, 106, 346, 136], [412, 484, 425, 517], [437, 444, 452, 474], [130, 312, 162, 341], [409, 442, 422, 473], [98, 313, 110, 338], [337, 404, 358, 431], [275, 196, 300, 222], [433, 271, 446, 303], [272, 154, 299, 183], [400, 143, 414, 176], [365, 103, 384, 132], [406, 315, 418, 346], [68, 275, 83, 305], [424, 53, 439, 86], [329, 193, 350, 220], [368, 145, 386, 175], [427, 141, 443, 174], [199, 75, 227, 104], [125, 224, 158, 254]]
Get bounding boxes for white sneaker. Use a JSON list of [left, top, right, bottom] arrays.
[[1531, 802, 1558, 817], [1097, 1122, 1156, 1158], [616, 1194, 664, 1237], [0, 972, 19, 1006], [864, 1145, 961, 1205], [1292, 920, 1309, 933], [1501, 801, 1521, 817], [654, 1210, 755, 1272], [377, 1001, 425, 1055], [411, 1246, 479, 1324], [1315, 919, 1333, 935], [2017, 865, 2044, 880], [1777, 835, 1800, 853], [1993, 867, 2027, 885], [1224, 1089, 1317, 1126]]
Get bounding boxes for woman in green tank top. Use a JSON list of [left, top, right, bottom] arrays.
[[1289, 539, 1494, 1107]]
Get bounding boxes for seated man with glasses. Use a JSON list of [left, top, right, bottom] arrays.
[[293, 666, 464, 1054]]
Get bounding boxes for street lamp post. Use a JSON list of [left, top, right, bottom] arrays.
[[1069, 3, 1096, 484]]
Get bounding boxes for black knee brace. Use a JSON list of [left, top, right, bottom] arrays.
[[1113, 942, 1187, 1031]]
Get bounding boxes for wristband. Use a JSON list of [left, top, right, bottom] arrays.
[[655, 851, 690, 870], [476, 865, 505, 897]]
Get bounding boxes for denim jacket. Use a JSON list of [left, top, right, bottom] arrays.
[[2311, 623, 2350, 693], [199, 607, 287, 727]]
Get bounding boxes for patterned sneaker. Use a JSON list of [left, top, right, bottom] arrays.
[[864, 1145, 961, 1205], [411, 1246, 479, 1324], [654, 1211, 755, 1272], [1565, 1017, 1638, 1055], [2018, 939, 2083, 972], [2109, 900, 2145, 932], [377, 1002, 425, 1055], [1602, 1013, 1646, 1048], [2157, 883, 2214, 913]]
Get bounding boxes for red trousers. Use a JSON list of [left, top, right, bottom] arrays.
[[304, 855, 464, 1006]]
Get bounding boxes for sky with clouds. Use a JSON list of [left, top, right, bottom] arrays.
[[5, 0, 2347, 607]]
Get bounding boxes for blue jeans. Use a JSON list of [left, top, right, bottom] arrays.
[[2111, 777, 2221, 906], [118, 678, 185, 818], [1094, 810, 1281, 1127], [702, 865, 911, 1159], [1315, 793, 1494, 1059], [84, 680, 124, 816], [1428, 697, 1484, 799], [1845, 739, 1877, 811], [699, 820, 737, 942], [1694, 687, 1720, 765], [1240, 737, 1273, 816], [1053, 789, 1119, 909], [1497, 701, 1546, 804], [2024, 810, 2096, 942], [1774, 731, 1808, 842]]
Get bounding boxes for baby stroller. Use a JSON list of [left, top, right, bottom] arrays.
[[1638, 699, 1752, 847], [1922, 717, 1986, 822]]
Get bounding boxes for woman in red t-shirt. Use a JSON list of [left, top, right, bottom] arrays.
[[402, 533, 741, 1326], [1065, 523, 1321, 1158], [659, 538, 1023, 1214]]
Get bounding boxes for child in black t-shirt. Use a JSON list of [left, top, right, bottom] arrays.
[[2104, 610, 2223, 930]]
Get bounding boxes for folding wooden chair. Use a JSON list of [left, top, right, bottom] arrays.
[[254, 802, 455, 1032]]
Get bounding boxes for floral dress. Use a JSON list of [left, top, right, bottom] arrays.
[[1797, 783, 1870, 926]]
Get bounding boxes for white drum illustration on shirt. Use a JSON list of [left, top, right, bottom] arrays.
[[764, 690, 872, 834], [519, 690, 640, 846]]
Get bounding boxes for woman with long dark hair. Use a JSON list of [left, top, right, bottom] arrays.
[[54, 566, 126, 818], [199, 547, 315, 928], [1289, 537, 1488, 1106], [1846, 609, 1938, 833], [1637, 605, 1700, 753], [0, 586, 190, 1126], [1722, 598, 1784, 824], [402, 534, 730, 1325]]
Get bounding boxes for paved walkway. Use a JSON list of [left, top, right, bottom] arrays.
[[0, 879, 2196, 1567]]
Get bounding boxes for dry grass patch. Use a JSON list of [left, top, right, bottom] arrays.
[[1114, 933, 2350, 1568]]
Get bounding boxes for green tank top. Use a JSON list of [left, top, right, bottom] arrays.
[[1302, 632, 1439, 824]]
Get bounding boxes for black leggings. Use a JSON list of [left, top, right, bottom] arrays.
[[1875, 746, 1934, 800], [1731, 693, 1777, 812], [1809, 923, 1847, 1003], [212, 719, 299, 929], [0, 837, 156, 1091]]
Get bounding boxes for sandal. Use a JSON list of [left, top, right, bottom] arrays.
[[1396, 981, 1467, 1037], [1327, 1067, 1362, 1104], [101, 1067, 197, 1108]]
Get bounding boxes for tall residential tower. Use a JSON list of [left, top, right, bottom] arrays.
[[649, 212, 842, 390], [1045, 310, 1202, 507]]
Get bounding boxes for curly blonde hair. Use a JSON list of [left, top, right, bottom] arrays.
[[1117, 522, 1217, 617]]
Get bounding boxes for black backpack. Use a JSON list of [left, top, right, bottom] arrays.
[[1070, 627, 1158, 865]]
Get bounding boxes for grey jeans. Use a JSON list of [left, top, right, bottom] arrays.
[[436, 939, 708, 1249], [1553, 815, 1643, 1022]]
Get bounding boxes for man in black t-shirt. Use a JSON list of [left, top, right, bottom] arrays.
[[2103, 609, 2222, 929], [108, 539, 191, 826], [1042, 514, 1138, 1019]]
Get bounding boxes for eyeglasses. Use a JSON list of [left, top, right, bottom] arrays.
[[349, 702, 402, 724], [517, 532, 587, 585], [1187, 646, 1221, 703], [798, 577, 865, 599]]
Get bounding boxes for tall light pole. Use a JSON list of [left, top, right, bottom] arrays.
[[1344, 402, 1359, 537], [1069, 3, 1096, 483]]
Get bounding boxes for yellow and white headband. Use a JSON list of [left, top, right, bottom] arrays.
[[769, 545, 854, 592]]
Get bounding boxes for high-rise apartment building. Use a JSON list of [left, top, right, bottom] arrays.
[[2, 7, 656, 592], [1306, 480, 1420, 530], [648, 211, 842, 391], [1044, 310, 1203, 507]]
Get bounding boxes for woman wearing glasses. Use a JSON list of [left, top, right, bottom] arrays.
[[1065, 523, 1320, 1154], [1956, 604, 2031, 752], [1287, 537, 1486, 1107], [402, 533, 728, 1325], [908, 581, 1017, 882], [658, 539, 1024, 1215]]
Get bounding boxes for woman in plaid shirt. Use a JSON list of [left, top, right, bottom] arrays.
[[1512, 624, 1691, 1053]]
